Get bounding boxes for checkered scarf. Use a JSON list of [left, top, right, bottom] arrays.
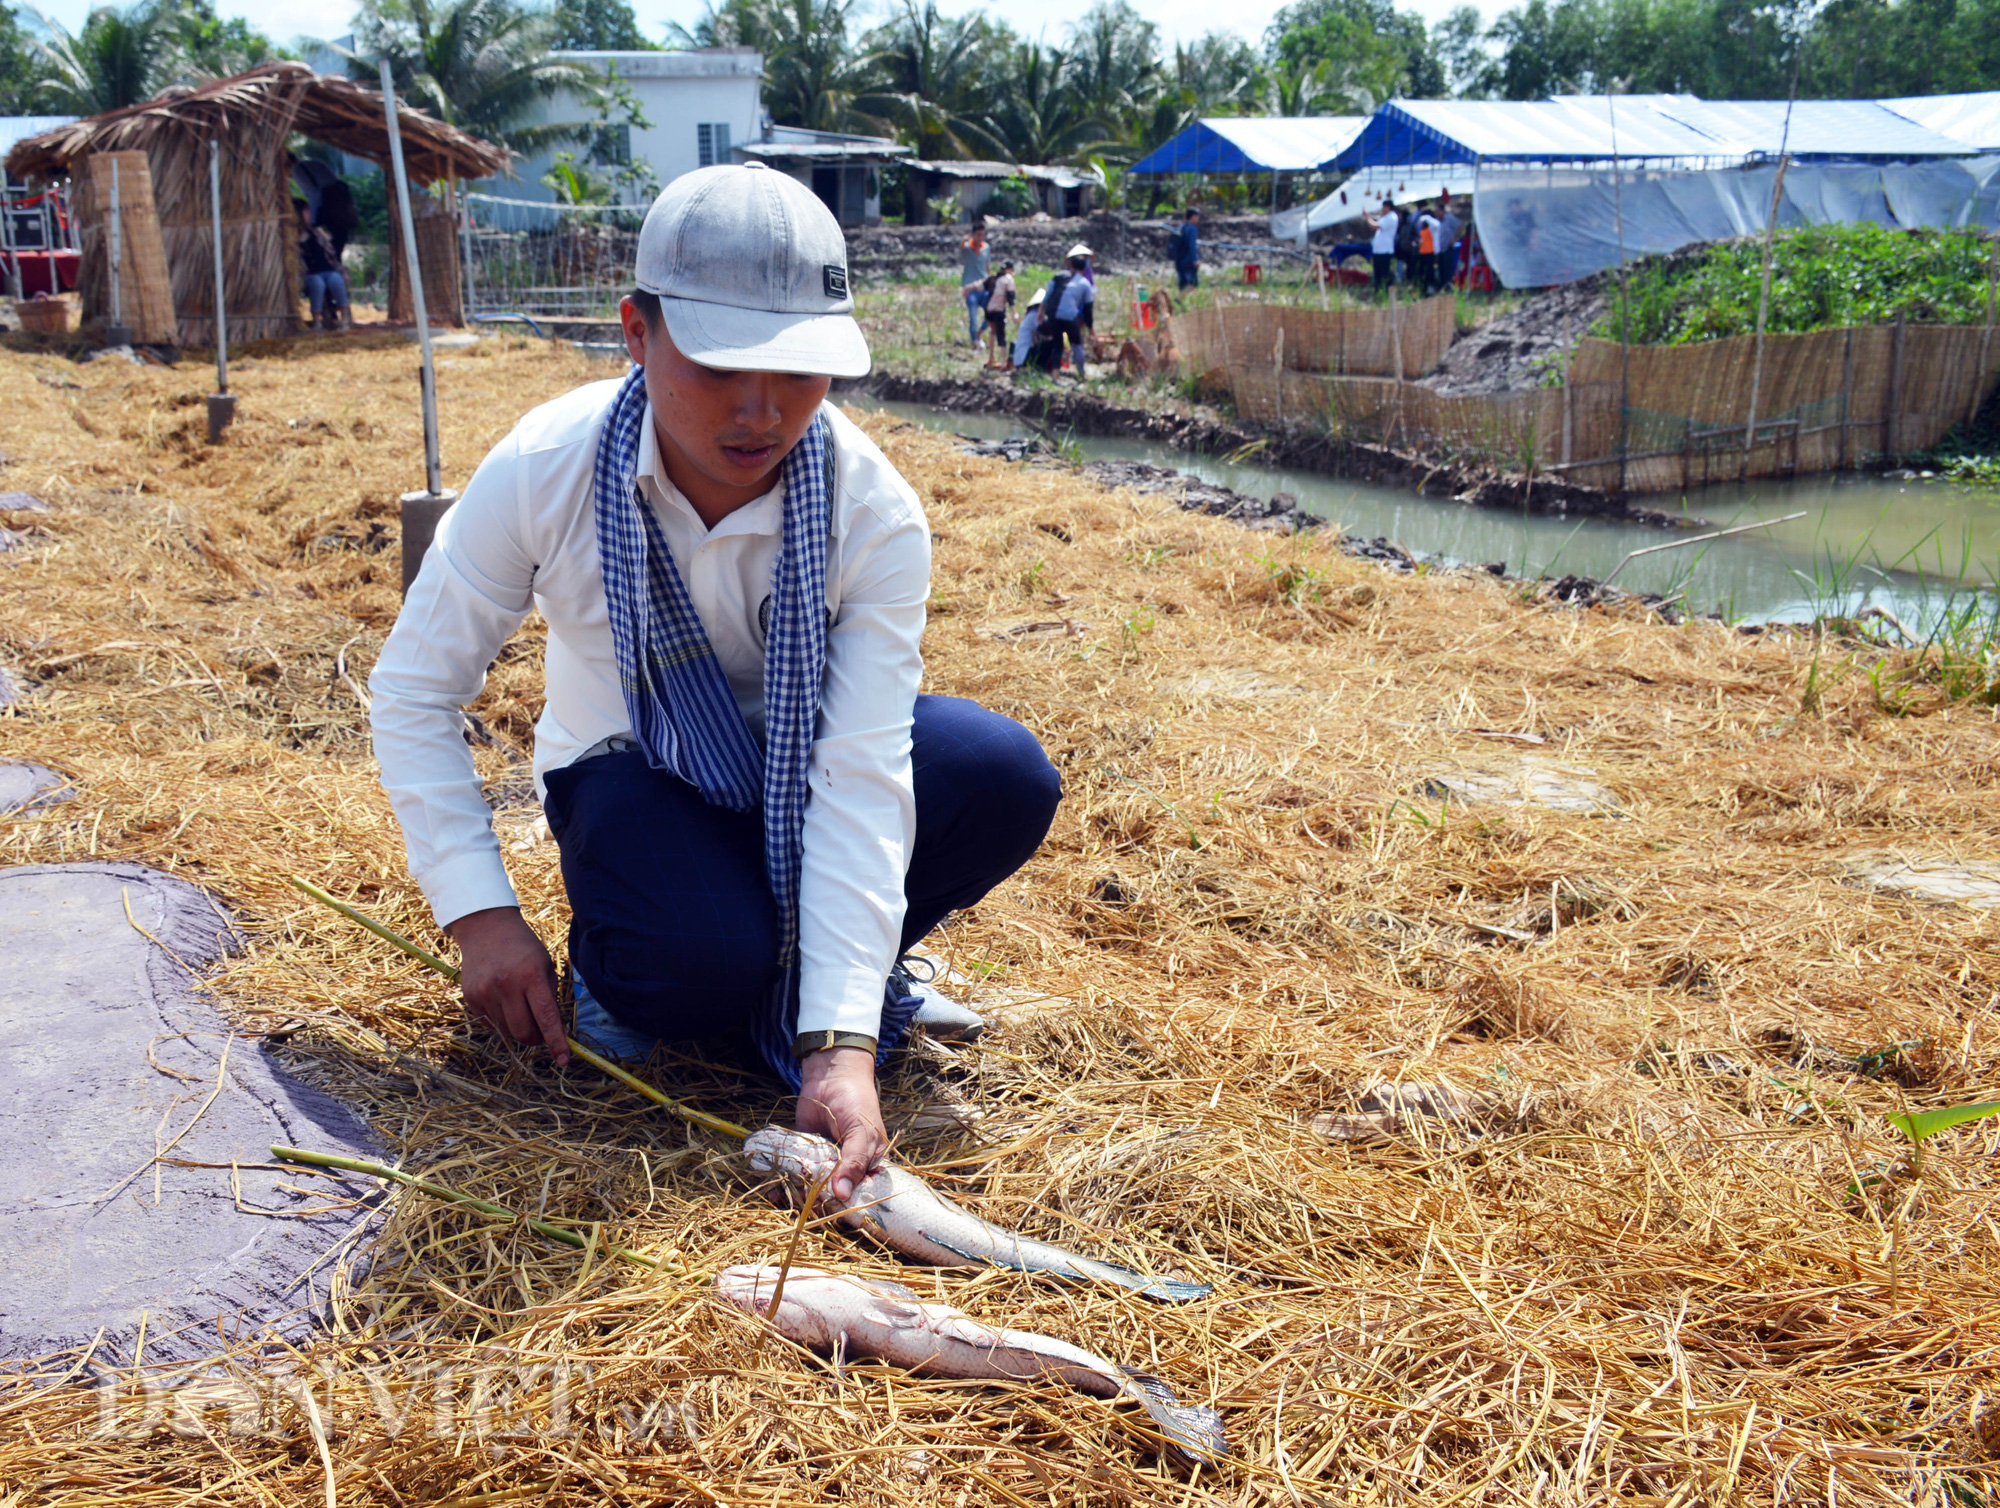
[[593, 367, 915, 1089]]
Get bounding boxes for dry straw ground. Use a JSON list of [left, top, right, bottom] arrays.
[[2, 332, 1999, 1507]]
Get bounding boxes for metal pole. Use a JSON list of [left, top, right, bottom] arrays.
[[1, 172, 20, 300], [105, 157, 131, 347], [455, 170, 475, 320], [381, 59, 456, 594], [206, 140, 236, 443], [382, 59, 442, 495]]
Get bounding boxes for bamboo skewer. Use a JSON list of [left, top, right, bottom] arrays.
[[271, 1144, 670, 1271], [285, 876, 755, 1142]]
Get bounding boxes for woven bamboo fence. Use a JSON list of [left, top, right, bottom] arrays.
[[72, 151, 177, 344], [1220, 317, 2000, 493], [1179, 293, 1458, 381], [388, 185, 463, 327]]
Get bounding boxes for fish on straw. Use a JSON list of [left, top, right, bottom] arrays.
[[746, 1125, 1211, 1302], [292, 879, 1216, 1300], [718, 1263, 1229, 1464]]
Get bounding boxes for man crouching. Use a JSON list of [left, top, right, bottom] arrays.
[[369, 164, 1062, 1198]]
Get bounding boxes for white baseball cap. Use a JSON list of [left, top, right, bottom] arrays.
[[635, 163, 870, 379]]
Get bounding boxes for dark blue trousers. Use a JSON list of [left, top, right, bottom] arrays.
[[543, 695, 1062, 1041]]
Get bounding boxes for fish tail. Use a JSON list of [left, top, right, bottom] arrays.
[[1137, 1275, 1216, 1303], [1127, 1372, 1230, 1464], [1083, 1257, 1215, 1304]]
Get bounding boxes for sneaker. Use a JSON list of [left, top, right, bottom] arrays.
[[890, 958, 986, 1044]]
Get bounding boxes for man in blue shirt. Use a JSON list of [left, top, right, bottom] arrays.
[[1041, 251, 1096, 378], [1170, 207, 1200, 289]]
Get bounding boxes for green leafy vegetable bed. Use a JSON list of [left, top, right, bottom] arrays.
[[1596, 225, 1995, 345]]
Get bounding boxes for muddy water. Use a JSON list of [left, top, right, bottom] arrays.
[[859, 398, 2000, 625]]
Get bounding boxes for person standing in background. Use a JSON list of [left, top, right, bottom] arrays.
[[1012, 286, 1045, 368], [1365, 198, 1399, 295], [960, 224, 990, 347], [1170, 207, 1201, 290], [1415, 203, 1441, 295], [1436, 196, 1464, 293], [1046, 250, 1095, 378], [982, 259, 1016, 368]]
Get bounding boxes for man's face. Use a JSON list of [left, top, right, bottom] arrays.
[[620, 297, 831, 503]]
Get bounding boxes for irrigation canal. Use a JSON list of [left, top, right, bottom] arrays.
[[859, 398, 2000, 626]]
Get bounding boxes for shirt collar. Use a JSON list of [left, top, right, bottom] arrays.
[[636, 401, 784, 539]]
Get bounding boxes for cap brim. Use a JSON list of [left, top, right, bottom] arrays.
[[660, 297, 871, 379]]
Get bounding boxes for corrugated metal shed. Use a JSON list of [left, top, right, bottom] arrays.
[[1130, 116, 1368, 176], [1883, 92, 2000, 152]]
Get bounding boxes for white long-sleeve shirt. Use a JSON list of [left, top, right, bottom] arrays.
[[368, 381, 931, 1038]]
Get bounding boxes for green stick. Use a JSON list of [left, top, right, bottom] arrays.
[[272, 1144, 669, 1270], [285, 876, 755, 1142]]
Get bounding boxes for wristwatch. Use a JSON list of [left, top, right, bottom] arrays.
[[795, 1029, 878, 1059]]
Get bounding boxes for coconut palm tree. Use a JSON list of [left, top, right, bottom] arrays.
[[984, 39, 1109, 165], [28, 0, 185, 114], [865, 0, 1008, 160], [338, 0, 594, 155]]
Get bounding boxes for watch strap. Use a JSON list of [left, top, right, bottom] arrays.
[[795, 1029, 878, 1059]]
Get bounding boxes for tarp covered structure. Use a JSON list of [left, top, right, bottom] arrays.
[[1325, 95, 1973, 172], [1130, 116, 1367, 177], [1474, 157, 2000, 287], [1884, 92, 2000, 152]]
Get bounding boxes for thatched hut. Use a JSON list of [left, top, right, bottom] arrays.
[[4, 63, 509, 346]]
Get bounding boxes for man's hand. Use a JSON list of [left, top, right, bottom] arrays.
[[445, 906, 568, 1065], [796, 1047, 887, 1201]]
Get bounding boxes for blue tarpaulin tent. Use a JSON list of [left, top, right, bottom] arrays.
[[1130, 116, 1367, 177]]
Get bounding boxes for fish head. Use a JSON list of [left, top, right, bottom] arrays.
[[716, 1263, 832, 1315], [743, 1126, 840, 1200]]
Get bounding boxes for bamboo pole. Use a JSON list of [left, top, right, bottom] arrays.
[[284, 876, 756, 1142], [1741, 153, 1792, 480], [1609, 94, 1630, 496], [271, 1145, 670, 1270], [1967, 229, 1999, 427], [1839, 326, 1854, 470], [1889, 312, 1907, 462]]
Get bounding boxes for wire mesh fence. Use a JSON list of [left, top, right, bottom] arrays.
[[461, 193, 647, 319]]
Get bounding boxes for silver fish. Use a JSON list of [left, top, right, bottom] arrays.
[[742, 1126, 1212, 1303], [717, 1263, 1228, 1464]]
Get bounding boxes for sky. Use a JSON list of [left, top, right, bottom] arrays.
[[32, 0, 1483, 68]]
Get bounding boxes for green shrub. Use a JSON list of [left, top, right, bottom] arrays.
[[1596, 225, 1994, 344]]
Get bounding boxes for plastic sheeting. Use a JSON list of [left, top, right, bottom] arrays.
[[1475, 158, 2000, 288], [1884, 92, 2000, 153]]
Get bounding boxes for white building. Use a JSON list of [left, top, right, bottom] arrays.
[[508, 48, 765, 206]]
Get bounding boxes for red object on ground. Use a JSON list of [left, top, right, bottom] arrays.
[[1243, 263, 1261, 284], [9, 251, 79, 297]]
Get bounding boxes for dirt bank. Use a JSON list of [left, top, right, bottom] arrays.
[[848, 212, 1274, 279], [1421, 276, 1609, 396], [853, 370, 1693, 526]]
